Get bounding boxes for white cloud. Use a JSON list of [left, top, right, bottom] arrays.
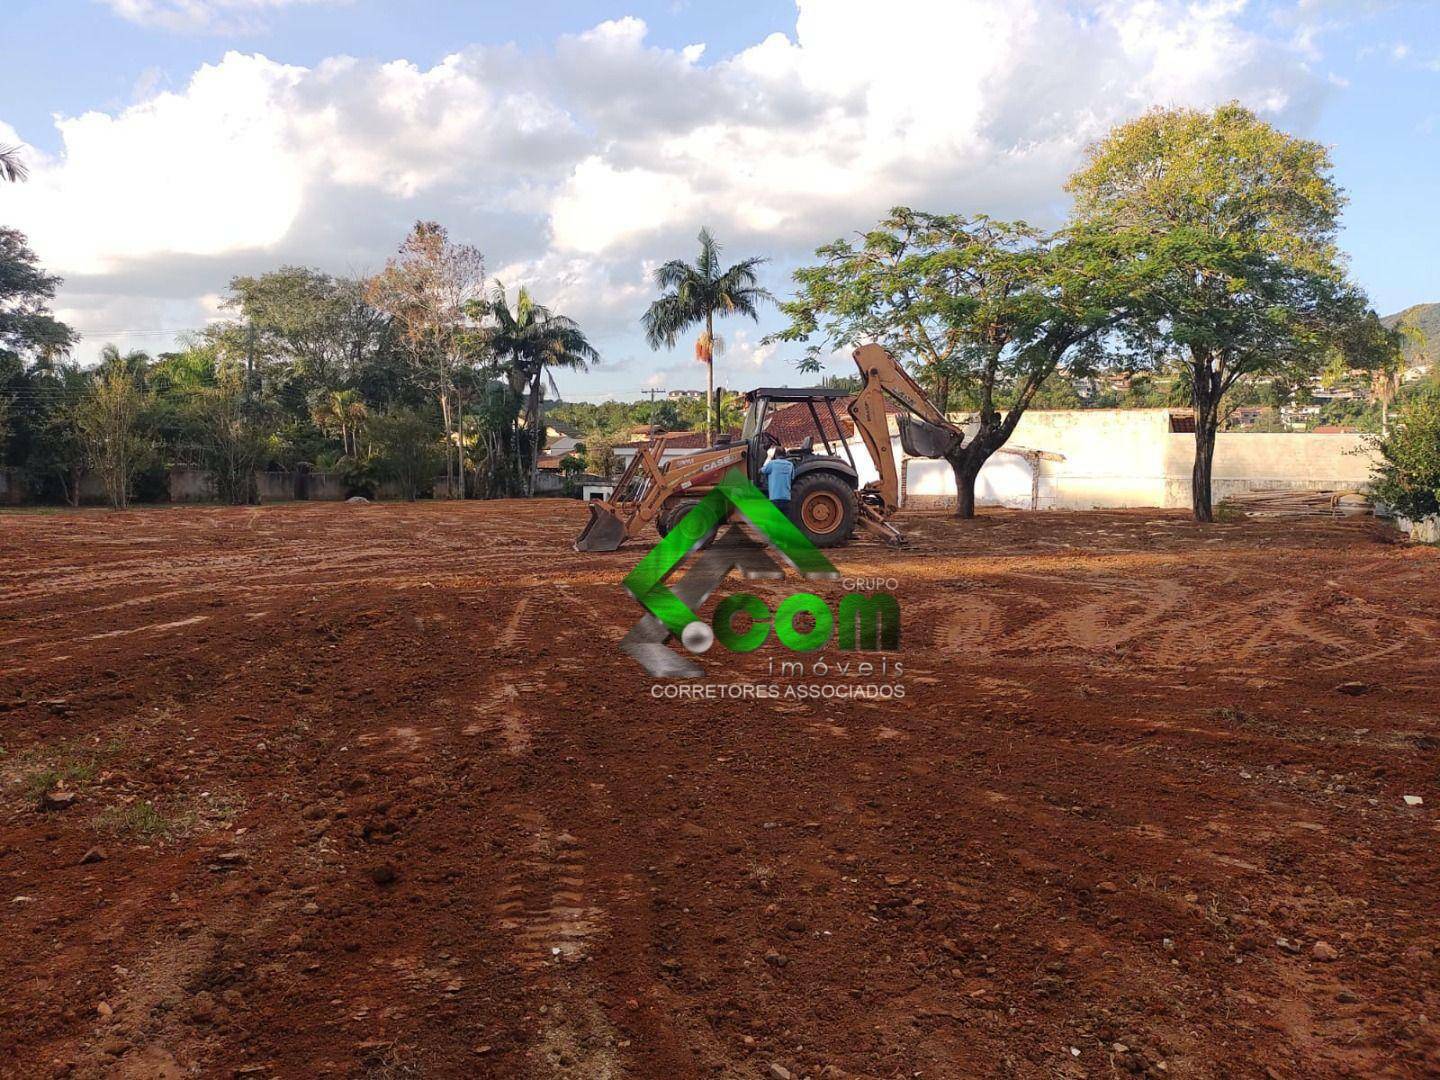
[[551, 159, 700, 253], [5, 47, 577, 276], [8, 55, 307, 274], [99, 0, 348, 33], [5, 2, 1326, 380], [541, 0, 1324, 255], [724, 329, 778, 370]]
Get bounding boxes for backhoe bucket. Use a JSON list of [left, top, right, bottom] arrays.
[[574, 503, 630, 552], [898, 414, 959, 459]]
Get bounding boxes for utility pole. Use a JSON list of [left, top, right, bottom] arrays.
[[644, 387, 663, 427]]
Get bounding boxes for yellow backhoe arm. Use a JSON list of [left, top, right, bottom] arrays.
[[847, 343, 966, 513]]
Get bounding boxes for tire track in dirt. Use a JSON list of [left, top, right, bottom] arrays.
[[494, 810, 605, 969], [466, 683, 532, 754]]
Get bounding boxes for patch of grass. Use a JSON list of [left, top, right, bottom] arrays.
[[1207, 705, 1249, 725], [92, 800, 194, 841], [21, 767, 63, 803], [9, 737, 117, 774], [17, 753, 103, 806]]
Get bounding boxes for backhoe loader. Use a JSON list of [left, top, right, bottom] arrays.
[[574, 344, 966, 552]]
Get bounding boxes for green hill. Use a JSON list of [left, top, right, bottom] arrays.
[[1381, 302, 1440, 366]]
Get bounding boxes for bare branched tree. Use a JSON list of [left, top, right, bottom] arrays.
[[365, 222, 485, 498]]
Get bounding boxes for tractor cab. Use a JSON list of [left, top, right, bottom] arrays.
[[741, 386, 861, 486]]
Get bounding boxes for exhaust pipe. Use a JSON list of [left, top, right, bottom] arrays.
[[574, 503, 630, 552]]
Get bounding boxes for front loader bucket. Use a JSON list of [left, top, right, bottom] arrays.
[[574, 503, 630, 552], [898, 414, 960, 459]]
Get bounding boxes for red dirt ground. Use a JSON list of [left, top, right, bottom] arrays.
[[2, 501, 1438, 1079]]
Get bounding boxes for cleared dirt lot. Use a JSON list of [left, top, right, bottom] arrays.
[[2, 500, 1438, 1079]]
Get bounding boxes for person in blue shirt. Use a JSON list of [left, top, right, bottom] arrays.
[[759, 447, 795, 519]]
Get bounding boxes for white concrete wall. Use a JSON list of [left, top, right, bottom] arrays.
[[1398, 515, 1440, 543], [1164, 431, 1376, 507], [1023, 410, 1174, 509], [853, 409, 1380, 511], [848, 410, 1176, 510], [605, 410, 1377, 512]]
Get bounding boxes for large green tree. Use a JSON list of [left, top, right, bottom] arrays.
[[1369, 389, 1440, 523], [97, 343, 152, 383], [310, 387, 368, 458], [1, 228, 75, 367], [370, 407, 442, 501], [1, 228, 77, 477], [773, 208, 1117, 517], [642, 228, 771, 447], [219, 267, 390, 391], [1067, 103, 1398, 522], [6, 356, 87, 502]]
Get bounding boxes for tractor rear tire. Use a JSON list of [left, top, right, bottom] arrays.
[[790, 472, 858, 547]]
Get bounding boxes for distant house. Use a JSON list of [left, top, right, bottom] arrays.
[[545, 433, 583, 455], [613, 429, 740, 470], [542, 420, 583, 456], [666, 389, 705, 400], [1227, 406, 1267, 430], [1280, 403, 1321, 431], [764, 398, 862, 447], [536, 422, 586, 474]]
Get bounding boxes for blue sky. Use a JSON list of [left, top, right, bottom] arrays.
[[1, 0, 1437, 400]]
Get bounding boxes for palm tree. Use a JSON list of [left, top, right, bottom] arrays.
[[345, 393, 369, 456], [0, 144, 28, 184], [642, 228, 772, 446], [312, 388, 367, 457], [480, 284, 598, 494], [97, 344, 152, 383]]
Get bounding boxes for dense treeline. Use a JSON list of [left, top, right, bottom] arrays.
[[0, 222, 597, 506]]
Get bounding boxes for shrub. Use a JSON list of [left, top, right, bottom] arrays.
[[333, 454, 378, 499], [371, 408, 442, 500], [1370, 390, 1440, 521]]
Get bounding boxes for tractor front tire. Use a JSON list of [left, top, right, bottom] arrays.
[[790, 472, 858, 547], [656, 496, 704, 539]]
